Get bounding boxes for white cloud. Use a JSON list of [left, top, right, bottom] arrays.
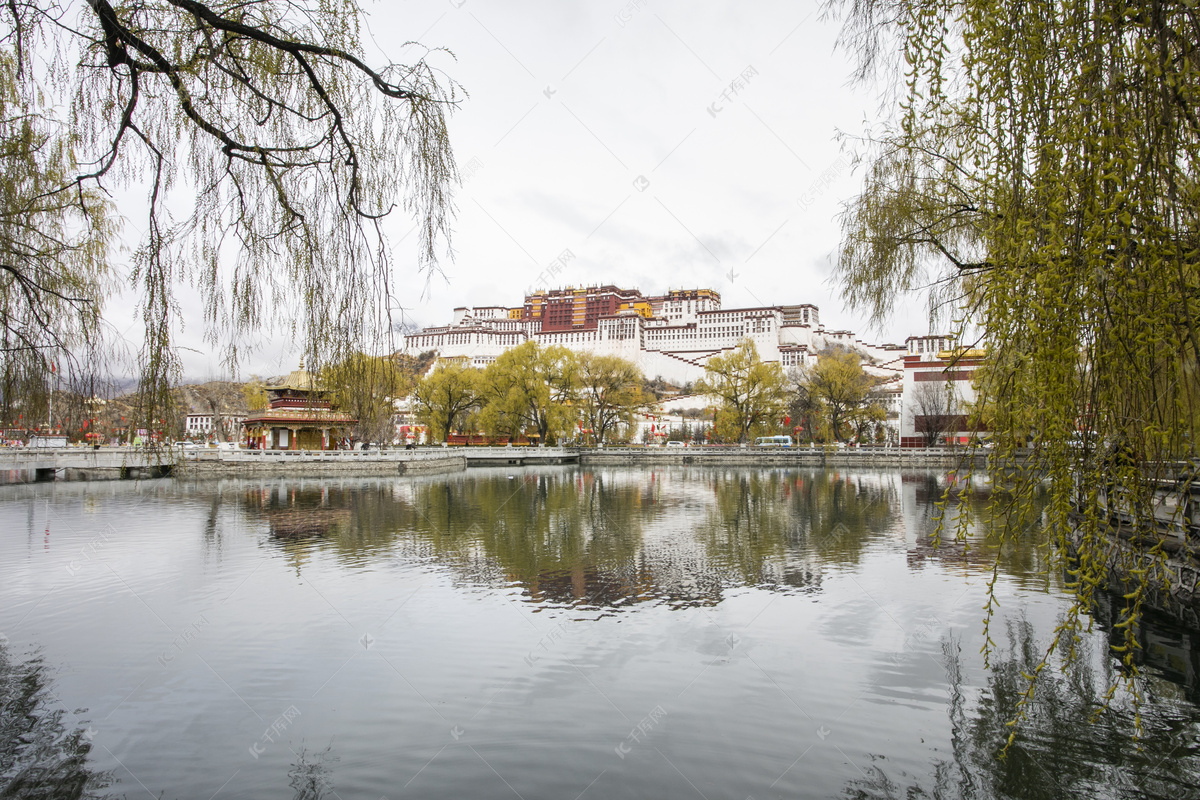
[[106, 0, 934, 380]]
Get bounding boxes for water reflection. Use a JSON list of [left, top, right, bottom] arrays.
[[0, 642, 113, 798], [845, 615, 1200, 800], [1094, 595, 1200, 707], [236, 469, 912, 609], [288, 747, 336, 800], [6, 468, 1200, 798], [0, 636, 345, 799]]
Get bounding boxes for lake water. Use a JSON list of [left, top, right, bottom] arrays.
[[2, 467, 1199, 799]]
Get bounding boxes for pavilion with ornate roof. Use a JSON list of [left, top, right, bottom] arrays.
[[242, 364, 357, 450]]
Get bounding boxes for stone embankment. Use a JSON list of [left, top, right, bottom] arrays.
[[0, 447, 466, 482], [1, 444, 993, 484], [577, 445, 989, 468], [1073, 479, 1200, 628], [178, 449, 466, 477]]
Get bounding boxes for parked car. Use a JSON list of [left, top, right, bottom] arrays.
[[665, 441, 686, 449]]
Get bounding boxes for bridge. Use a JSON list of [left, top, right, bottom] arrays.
[[0, 445, 579, 482], [0, 447, 175, 481]]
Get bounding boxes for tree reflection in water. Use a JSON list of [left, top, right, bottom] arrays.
[[0, 641, 113, 798], [0, 636, 342, 799], [697, 469, 898, 589], [288, 746, 337, 800], [239, 469, 910, 611], [844, 616, 1200, 800]]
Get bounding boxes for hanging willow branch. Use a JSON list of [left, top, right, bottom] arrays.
[[0, 0, 460, 429], [829, 0, 1200, 751]]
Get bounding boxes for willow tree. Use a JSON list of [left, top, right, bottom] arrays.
[[575, 352, 647, 445], [830, 0, 1200, 744], [0, 1, 458, 431], [413, 361, 481, 442], [696, 340, 788, 443], [479, 342, 578, 444], [798, 349, 883, 443], [325, 353, 410, 444]]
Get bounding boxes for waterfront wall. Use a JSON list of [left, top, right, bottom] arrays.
[[176, 450, 467, 478], [1074, 523, 1200, 628], [1, 444, 996, 484], [1071, 480, 1200, 627], [0, 447, 467, 482], [577, 446, 990, 469]]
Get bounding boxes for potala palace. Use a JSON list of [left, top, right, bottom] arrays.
[[403, 285, 908, 385]]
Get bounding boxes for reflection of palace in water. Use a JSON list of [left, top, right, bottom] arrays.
[[231, 468, 1200, 705], [896, 470, 1040, 573], [233, 468, 1064, 609], [233, 469, 910, 609]]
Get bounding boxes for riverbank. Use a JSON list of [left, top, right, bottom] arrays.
[[576, 445, 989, 468], [178, 450, 467, 478], [0, 445, 1000, 483], [0, 447, 468, 483], [1069, 478, 1200, 627]]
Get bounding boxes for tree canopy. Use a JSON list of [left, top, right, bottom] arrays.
[[829, 0, 1200, 743], [478, 342, 579, 444], [575, 352, 650, 445], [324, 353, 411, 444], [413, 360, 482, 443], [412, 346, 648, 445], [0, 1, 459, 429], [695, 340, 788, 443], [796, 349, 886, 443]]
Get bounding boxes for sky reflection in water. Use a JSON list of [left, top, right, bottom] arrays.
[[1, 467, 1199, 799]]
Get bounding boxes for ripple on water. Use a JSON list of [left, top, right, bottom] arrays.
[[2, 469, 1200, 800]]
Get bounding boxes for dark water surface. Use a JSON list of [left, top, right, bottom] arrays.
[[2, 467, 1199, 799]]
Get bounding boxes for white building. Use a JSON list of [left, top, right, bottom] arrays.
[[184, 412, 246, 440], [404, 287, 906, 385], [899, 336, 984, 447]]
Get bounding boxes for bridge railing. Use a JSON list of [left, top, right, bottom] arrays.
[[1094, 478, 1200, 548], [176, 448, 462, 463]]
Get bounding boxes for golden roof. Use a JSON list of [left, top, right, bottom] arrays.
[[271, 363, 323, 393]]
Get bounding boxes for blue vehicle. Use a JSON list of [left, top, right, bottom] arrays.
[[754, 435, 793, 447]]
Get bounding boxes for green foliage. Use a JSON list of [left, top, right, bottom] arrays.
[[575, 352, 648, 444], [831, 0, 1200, 745], [796, 350, 886, 443], [413, 361, 481, 442], [0, 39, 115, 428], [243, 378, 268, 412], [414, 346, 645, 445], [696, 339, 789, 443], [479, 342, 578, 444]]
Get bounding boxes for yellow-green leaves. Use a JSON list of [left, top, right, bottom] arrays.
[[832, 0, 1200, 748], [696, 339, 789, 443]]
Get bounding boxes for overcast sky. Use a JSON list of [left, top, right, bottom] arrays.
[[108, 0, 930, 380]]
